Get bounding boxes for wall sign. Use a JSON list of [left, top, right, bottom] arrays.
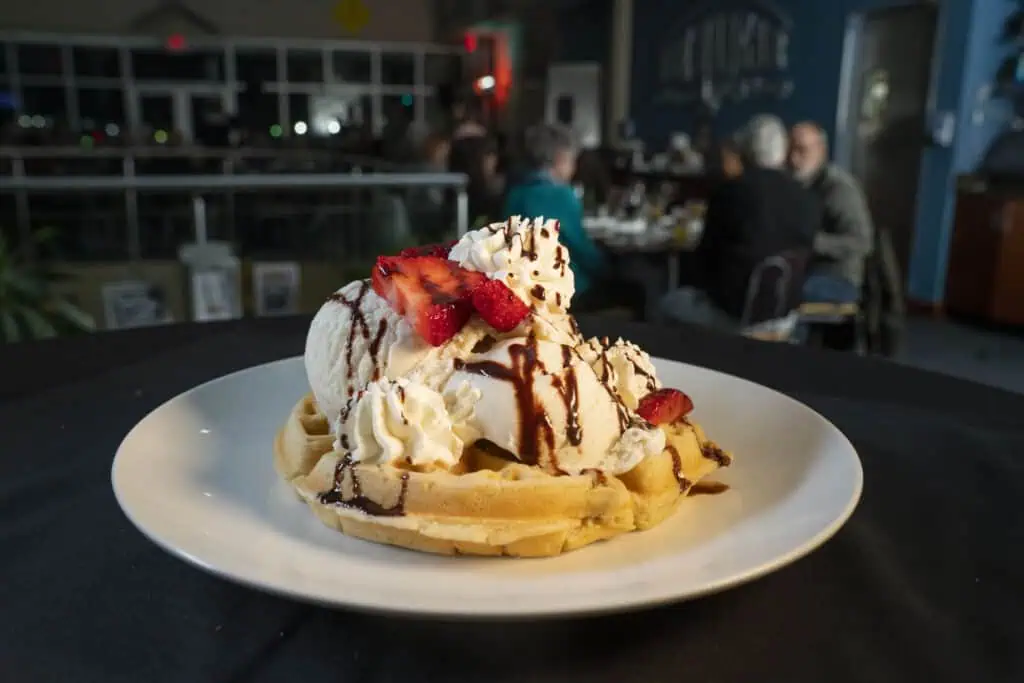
[[656, 1, 794, 109]]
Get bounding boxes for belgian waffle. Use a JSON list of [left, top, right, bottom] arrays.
[[274, 394, 732, 557]]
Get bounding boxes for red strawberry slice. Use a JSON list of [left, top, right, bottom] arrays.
[[471, 279, 530, 332], [398, 240, 458, 259], [371, 255, 487, 345], [636, 389, 694, 425]]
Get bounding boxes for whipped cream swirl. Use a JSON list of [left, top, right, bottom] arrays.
[[579, 337, 661, 411], [449, 216, 574, 315], [336, 377, 480, 469]]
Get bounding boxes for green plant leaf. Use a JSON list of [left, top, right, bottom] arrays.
[[1, 311, 21, 343], [1, 268, 48, 299], [47, 298, 96, 332], [18, 306, 58, 340]]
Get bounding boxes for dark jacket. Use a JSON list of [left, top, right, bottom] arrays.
[[807, 164, 874, 287], [695, 167, 819, 321]]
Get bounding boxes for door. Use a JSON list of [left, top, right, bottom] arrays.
[[546, 63, 602, 148], [843, 5, 937, 277]]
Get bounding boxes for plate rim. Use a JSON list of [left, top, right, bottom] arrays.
[[112, 355, 864, 619]]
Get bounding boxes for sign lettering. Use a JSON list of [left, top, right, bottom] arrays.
[[657, 2, 794, 109]]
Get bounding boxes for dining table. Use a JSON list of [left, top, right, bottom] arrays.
[[1, 315, 1021, 683]]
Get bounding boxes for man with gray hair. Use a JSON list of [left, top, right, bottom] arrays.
[[660, 114, 819, 336], [789, 121, 873, 303]]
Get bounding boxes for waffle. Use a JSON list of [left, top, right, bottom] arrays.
[[275, 394, 732, 557]]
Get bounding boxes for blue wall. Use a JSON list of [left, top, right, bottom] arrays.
[[630, 0, 1020, 303]]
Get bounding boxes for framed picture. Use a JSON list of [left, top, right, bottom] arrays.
[[252, 262, 301, 317], [190, 269, 238, 322], [101, 280, 173, 330]]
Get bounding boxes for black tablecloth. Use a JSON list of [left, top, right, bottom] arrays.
[[1, 317, 1022, 683]]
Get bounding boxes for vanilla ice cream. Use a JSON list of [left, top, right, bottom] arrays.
[[304, 280, 432, 421], [305, 217, 668, 477], [443, 337, 664, 475]]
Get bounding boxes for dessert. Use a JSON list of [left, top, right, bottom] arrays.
[[275, 216, 733, 557]]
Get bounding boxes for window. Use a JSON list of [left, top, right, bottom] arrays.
[[425, 53, 461, 86], [331, 50, 371, 83], [0, 44, 8, 79], [16, 44, 63, 77], [381, 94, 413, 127], [288, 93, 311, 129], [381, 52, 415, 85], [286, 50, 323, 83], [21, 86, 65, 119], [235, 50, 278, 84], [140, 95, 174, 129], [132, 49, 224, 82], [73, 47, 120, 79], [78, 89, 125, 129], [237, 83, 278, 131]]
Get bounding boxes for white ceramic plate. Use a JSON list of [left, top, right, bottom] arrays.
[[112, 356, 862, 618]]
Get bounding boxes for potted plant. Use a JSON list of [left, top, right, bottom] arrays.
[[0, 227, 96, 343]]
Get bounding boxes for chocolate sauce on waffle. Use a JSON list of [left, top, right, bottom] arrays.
[[319, 455, 410, 516], [689, 481, 729, 496], [702, 443, 732, 467], [667, 445, 692, 490]]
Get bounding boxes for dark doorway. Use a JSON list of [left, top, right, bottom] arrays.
[[841, 4, 938, 278]]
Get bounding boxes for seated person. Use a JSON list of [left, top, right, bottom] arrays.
[[450, 134, 505, 226], [660, 115, 820, 335], [503, 123, 610, 310], [789, 121, 873, 304]]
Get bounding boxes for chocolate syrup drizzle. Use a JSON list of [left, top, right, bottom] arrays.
[[531, 284, 547, 302], [319, 454, 411, 517], [702, 443, 732, 467], [327, 281, 389, 395], [485, 220, 540, 262]]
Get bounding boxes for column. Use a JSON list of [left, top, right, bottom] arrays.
[[607, 0, 634, 146]]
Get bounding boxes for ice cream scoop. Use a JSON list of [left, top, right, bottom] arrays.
[[444, 336, 664, 475], [304, 280, 432, 421]]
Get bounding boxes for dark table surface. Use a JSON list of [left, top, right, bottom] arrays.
[[1, 316, 1022, 683]]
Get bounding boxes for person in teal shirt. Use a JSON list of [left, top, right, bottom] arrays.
[[503, 124, 607, 298]]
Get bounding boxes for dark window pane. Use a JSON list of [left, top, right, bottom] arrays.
[[73, 47, 120, 78], [78, 89, 125, 129], [16, 44, 63, 76], [289, 93, 310, 127], [132, 49, 224, 81], [0, 44, 7, 77], [235, 50, 278, 84], [140, 95, 174, 129], [331, 50, 371, 83], [237, 84, 278, 131], [286, 50, 322, 82], [425, 53, 461, 86], [21, 86, 65, 118], [382, 94, 413, 126], [381, 53, 415, 85]]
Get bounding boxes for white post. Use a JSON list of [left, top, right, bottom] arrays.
[[608, 0, 635, 147]]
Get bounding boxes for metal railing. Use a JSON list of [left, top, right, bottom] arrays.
[[0, 165, 469, 262]]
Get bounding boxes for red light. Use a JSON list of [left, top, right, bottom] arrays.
[[166, 34, 186, 51], [463, 34, 477, 52]]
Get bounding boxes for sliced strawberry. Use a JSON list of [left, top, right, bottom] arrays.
[[471, 279, 530, 332], [371, 255, 486, 345], [636, 389, 694, 425], [398, 240, 458, 259]]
